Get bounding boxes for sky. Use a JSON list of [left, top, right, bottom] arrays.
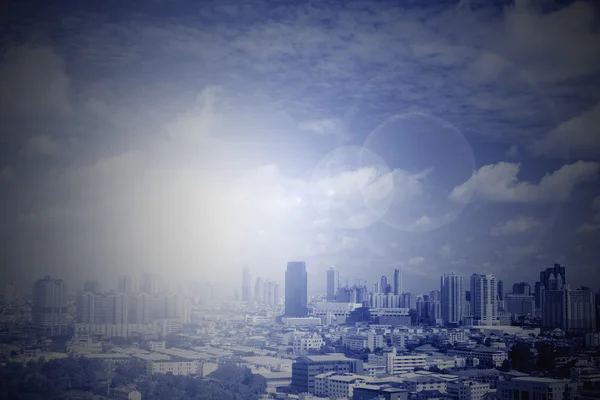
[[1, 0, 600, 296]]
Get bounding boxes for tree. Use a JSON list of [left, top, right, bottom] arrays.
[[509, 343, 533, 371], [498, 359, 512, 372]]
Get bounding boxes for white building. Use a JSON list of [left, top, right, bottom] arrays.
[[470, 274, 497, 326], [447, 380, 490, 400], [314, 372, 366, 398], [147, 360, 199, 375], [447, 346, 507, 368], [343, 332, 384, 352], [293, 333, 325, 355], [368, 348, 427, 374], [311, 302, 361, 326]]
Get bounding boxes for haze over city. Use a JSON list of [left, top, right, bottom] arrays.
[[1, 0, 600, 296]]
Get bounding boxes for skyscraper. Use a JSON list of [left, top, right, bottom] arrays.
[[327, 266, 339, 302], [242, 266, 252, 302], [33, 276, 68, 336], [380, 276, 389, 294], [497, 280, 504, 300], [254, 277, 264, 304], [285, 261, 308, 317], [441, 273, 463, 326], [273, 283, 280, 306], [393, 268, 401, 295], [512, 282, 531, 295], [470, 274, 498, 326]]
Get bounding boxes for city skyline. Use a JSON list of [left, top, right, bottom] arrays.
[[1, 1, 599, 296]]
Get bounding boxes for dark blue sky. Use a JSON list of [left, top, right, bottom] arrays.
[[1, 0, 599, 295]]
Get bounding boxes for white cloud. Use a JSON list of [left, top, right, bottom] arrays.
[[0, 45, 72, 119], [449, 161, 599, 203], [506, 145, 519, 158], [490, 216, 542, 236], [22, 134, 60, 156], [299, 118, 349, 143], [440, 244, 453, 257], [408, 256, 425, 266], [530, 103, 600, 158]]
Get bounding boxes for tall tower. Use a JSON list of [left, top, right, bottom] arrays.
[[440, 273, 464, 326], [254, 277, 264, 304], [327, 266, 339, 302], [380, 276, 389, 294], [285, 261, 308, 317], [393, 268, 401, 295], [497, 280, 504, 300], [470, 274, 498, 326], [242, 266, 252, 302], [33, 276, 68, 336]]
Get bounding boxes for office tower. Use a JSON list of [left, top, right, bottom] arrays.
[[542, 286, 596, 333], [285, 261, 308, 317], [512, 282, 531, 295], [534, 282, 543, 309], [441, 273, 464, 326], [33, 276, 68, 336], [76, 291, 96, 323], [400, 292, 413, 309], [128, 293, 151, 324], [539, 263, 566, 290], [254, 277, 264, 304], [4, 282, 17, 303], [242, 266, 252, 302], [326, 266, 339, 302], [497, 280, 504, 300], [393, 268, 401, 295], [428, 290, 442, 325], [117, 275, 133, 294], [273, 283, 280, 306], [374, 282, 379, 293], [92, 292, 129, 324], [470, 274, 498, 326], [264, 280, 274, 306], [380, 276, 389, 294]]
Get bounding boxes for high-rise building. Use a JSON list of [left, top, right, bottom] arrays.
[[327, 266, 339, 302], [497, 280, 504, 300], [273, 283, 280, 306], [117, 275, 133, 294], [254, 277, 264, 304], [264, 280, 274, 306], [393, 268, 401, 295], [539, 264, 566, 291], [242, 266, 252, 302], [285, 261, 308, 317], [542, 286, 597, 333], [441, 273, 464, 326], [512, 282, 531, 296], [470, 274, 498, 326], [428, 290, 442, 325], [380, 276, 389, 294], [33, 276, 68, 336]]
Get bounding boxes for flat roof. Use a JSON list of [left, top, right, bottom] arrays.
[[242, 356, 291, 367], [299, 353, 354, 362], [513, 377, 570, 383]]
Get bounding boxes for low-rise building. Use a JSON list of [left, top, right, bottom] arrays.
[[447, 380, 490, 400], [314, 372, 367, 398], [368, 348, 427, 375], [291, 353, 364, 394], [447, 346, 507, 367], [497, 376, 579, 400], [293, 333, 324, 355]]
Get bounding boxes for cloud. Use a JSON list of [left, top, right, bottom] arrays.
[[505, 145, 519, 158], [0, 45, 72, 119], [299, 118, 349, 143], [502, 1, 600, 83], [408, 256, 425, 266], [440, 244, 453, 257], [490, 216, 542, 236], [449, 161, 599, 203], [21, 134, 60, 156], [578, 196, 600, 234], [530, 103, 600, 158]]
